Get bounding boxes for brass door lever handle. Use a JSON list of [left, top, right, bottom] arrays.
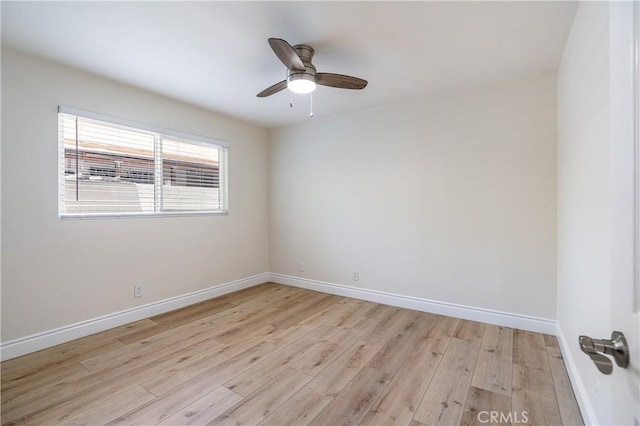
[[579, 331, 629, 375]]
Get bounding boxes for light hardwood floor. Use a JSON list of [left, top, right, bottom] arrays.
[[1, 283, 583, 425]]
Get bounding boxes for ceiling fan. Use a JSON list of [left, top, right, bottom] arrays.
[[257, 38, 368, 98]]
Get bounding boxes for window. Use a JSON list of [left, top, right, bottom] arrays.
[[58, 106, 228, 217]]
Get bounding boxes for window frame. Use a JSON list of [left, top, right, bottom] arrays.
[[58, 106, 229, 219]]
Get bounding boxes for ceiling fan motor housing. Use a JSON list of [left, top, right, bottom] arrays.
[[288, 44, 317, 85]]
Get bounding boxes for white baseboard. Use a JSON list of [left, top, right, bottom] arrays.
[[556, 324, 597, 425], [1, 272, 557, 362], [0, 273, 270, 361], [269, 273, 557, 335]]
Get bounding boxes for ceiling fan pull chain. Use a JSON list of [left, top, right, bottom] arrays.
[[287, 68, 294, 108], [310, 93, 314, 117]]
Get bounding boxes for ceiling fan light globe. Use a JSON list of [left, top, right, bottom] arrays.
[[287, 79, 316, 94]]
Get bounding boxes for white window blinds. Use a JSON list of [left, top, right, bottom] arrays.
[[58, 106, 228, 217]]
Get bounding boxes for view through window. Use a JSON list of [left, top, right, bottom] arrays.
[[58, 108, 228, 217]]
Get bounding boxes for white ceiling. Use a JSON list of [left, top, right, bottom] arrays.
[[1, 1, 577, 129]]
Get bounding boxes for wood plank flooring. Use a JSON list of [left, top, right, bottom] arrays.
[[1, 283, 583, 425]]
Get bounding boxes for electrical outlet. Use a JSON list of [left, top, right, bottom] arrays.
[[133, 284, 143, 298], [352, 269, 359, 281], [298, 262, 305, 272]]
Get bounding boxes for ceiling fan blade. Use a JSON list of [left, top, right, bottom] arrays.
[[268, 38, 305, 71], [317, 73, 368, 90], [257, 80, 287, 97]]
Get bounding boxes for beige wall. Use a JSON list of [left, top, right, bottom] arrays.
[[557, 2, 613, 423], [269, 72, 558, 319], [1, 48, 270, 341]]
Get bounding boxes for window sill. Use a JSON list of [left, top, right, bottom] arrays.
[[59, 211, 229, 220]]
